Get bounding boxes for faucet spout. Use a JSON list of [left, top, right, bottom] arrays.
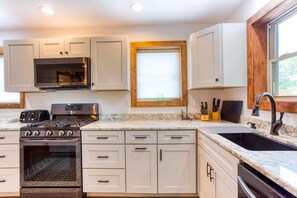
[[251, 92, 284, 135]]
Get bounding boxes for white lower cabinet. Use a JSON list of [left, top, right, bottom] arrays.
[[0, 131, 20, 196], [83, 169, 125, 193], [158, 144, 196, 193], [198, 133, 239, 198], [126, 145, 157, 193]]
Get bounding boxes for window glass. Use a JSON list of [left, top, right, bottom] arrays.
[[278, 13, 297, 57], [269, 9, 297, 97], [0, 57, 20, 103], [137, 50, 181, 101]]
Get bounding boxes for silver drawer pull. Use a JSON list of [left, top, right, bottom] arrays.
[[0, 137, 5, 139], [135, 147, 147, 150], [97, 137, 109, 140], [97, 156, 109, 159], [171, 136, 183, 139], [135, 136, 147, 139], [98, 180, 110, 183], [0, 155, 5, 158], [0, 179, 6, 182]]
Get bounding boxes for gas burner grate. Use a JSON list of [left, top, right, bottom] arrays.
[[25, 158, 77, 181], [26, 118, 95, 128]]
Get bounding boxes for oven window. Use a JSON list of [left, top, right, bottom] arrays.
[[23, 145, 77, 182]]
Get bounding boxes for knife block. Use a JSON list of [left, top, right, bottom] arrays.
[[200, 111, 210, 121], [212, 109, 220, 121]]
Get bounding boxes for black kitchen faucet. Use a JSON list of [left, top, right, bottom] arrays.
[[251, 92, 284, 135]]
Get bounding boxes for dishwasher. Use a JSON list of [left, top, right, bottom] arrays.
[[238, 163, 296, 198]]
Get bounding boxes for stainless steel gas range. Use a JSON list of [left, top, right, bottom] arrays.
[[20, 103, 99, 198]]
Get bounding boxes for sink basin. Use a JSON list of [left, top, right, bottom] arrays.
[[218, 133, 297, 151]]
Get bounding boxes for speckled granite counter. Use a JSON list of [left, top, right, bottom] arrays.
[[82, 120, 297, 196], [0, 120, 24, 130]]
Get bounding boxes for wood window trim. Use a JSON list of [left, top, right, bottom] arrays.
[[247, 0, 297, 113], [0, 46, 25, 109], [130, 41, 188, 107]]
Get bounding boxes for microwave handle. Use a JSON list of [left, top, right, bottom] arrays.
[[238, 176, 257, 198]]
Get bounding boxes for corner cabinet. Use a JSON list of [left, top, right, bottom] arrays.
[[4, 39, 39, 92], [90, 36, 129, 90], [39, 37, 90, 58], [198, 133, 239, 198], [188, 23, 246, 89]]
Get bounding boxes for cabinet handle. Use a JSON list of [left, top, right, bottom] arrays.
[[98, 180, 109, 183], [215, 78, 219, 82], [0, 179, 5, 182], [134, 147, 147, 151], [92, 83, 95, 86], [210, 166, 214, 182], [206, 162, 211, 177], [97, 156, 109, 159], [97, 137, 109, 139], [160, 149, 163, 161], [0, 137, 5, 139], [59, 51, 63, 55], [171, 136, 183, 139], [135, 136, 147, 139], [65, 51, 68, 55], [0, 155, 5, 158]]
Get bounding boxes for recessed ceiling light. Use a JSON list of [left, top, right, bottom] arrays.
[[39, 6, 55, 15], [131, 2, 143, 12]]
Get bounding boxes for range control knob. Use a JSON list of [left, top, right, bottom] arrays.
[[46, 131, 53, 136], [25, 131, 32, 136], [67, 131, 73, 136], [33, 131, 40, 136], [59, 131, 65, 136]]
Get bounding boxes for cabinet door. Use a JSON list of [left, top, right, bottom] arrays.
[[4, 39, 39, 92], [39, 38, 65, 58], [198, 146, 215, 198], [64, 37, 90, 57], [0, 169, 20, 193], [91, 36, 128, 90], [158, 144, 196, 193], [191, 24, 221, 88], [126, 145, 157, 193]]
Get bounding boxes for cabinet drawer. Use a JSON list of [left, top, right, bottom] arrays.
[[198, 133, 239, 181], [126, 131, 157, 144], [158, 130, 196, 144], [0, 131, 19, 144], [82, 145, 125, 168], [0, 145, 19, 168], [82, 131, 124, 144], [83, 169, 125, 193], [0, 169, 20, 193]]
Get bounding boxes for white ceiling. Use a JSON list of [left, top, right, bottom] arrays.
[[0, 0, 268, 30]]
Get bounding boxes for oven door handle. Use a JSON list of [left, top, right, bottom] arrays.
[[20, 138, 80, 144], [238, 176, 257, 198]]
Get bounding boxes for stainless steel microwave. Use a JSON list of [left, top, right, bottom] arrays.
[[34, 57, 91, 89]]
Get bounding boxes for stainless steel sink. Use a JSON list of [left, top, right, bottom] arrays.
[[218, 133, 297, 151]]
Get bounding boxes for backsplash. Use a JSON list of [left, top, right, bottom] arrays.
[[240, 116, 297, 137], [99, 113, 199, 121]]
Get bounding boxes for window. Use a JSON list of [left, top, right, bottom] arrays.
[[0, 46, 24, 109], [247, 1, 297, 114], [269, 8, 297, 97], [130, 41, 187, 107]]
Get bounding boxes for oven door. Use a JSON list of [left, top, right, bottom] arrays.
[[20, 138, 81, 187]]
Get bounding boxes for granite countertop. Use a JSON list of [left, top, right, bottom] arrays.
[[82, 119, 297, 196], [198, 127, 297, 197], [0, 119, 25, 130]]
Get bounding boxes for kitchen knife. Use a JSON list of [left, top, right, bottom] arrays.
[[205, 102, 208, 110], [201, 102, 204, 110], [216, 99, 221, 112], [212, 98, 216, 112]]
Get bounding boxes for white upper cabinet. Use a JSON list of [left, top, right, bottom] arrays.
[[91, 36, 129, 90], [188, 23, 246, 89], [4, 39, 39, 92], [39, 37, 90, 58]]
